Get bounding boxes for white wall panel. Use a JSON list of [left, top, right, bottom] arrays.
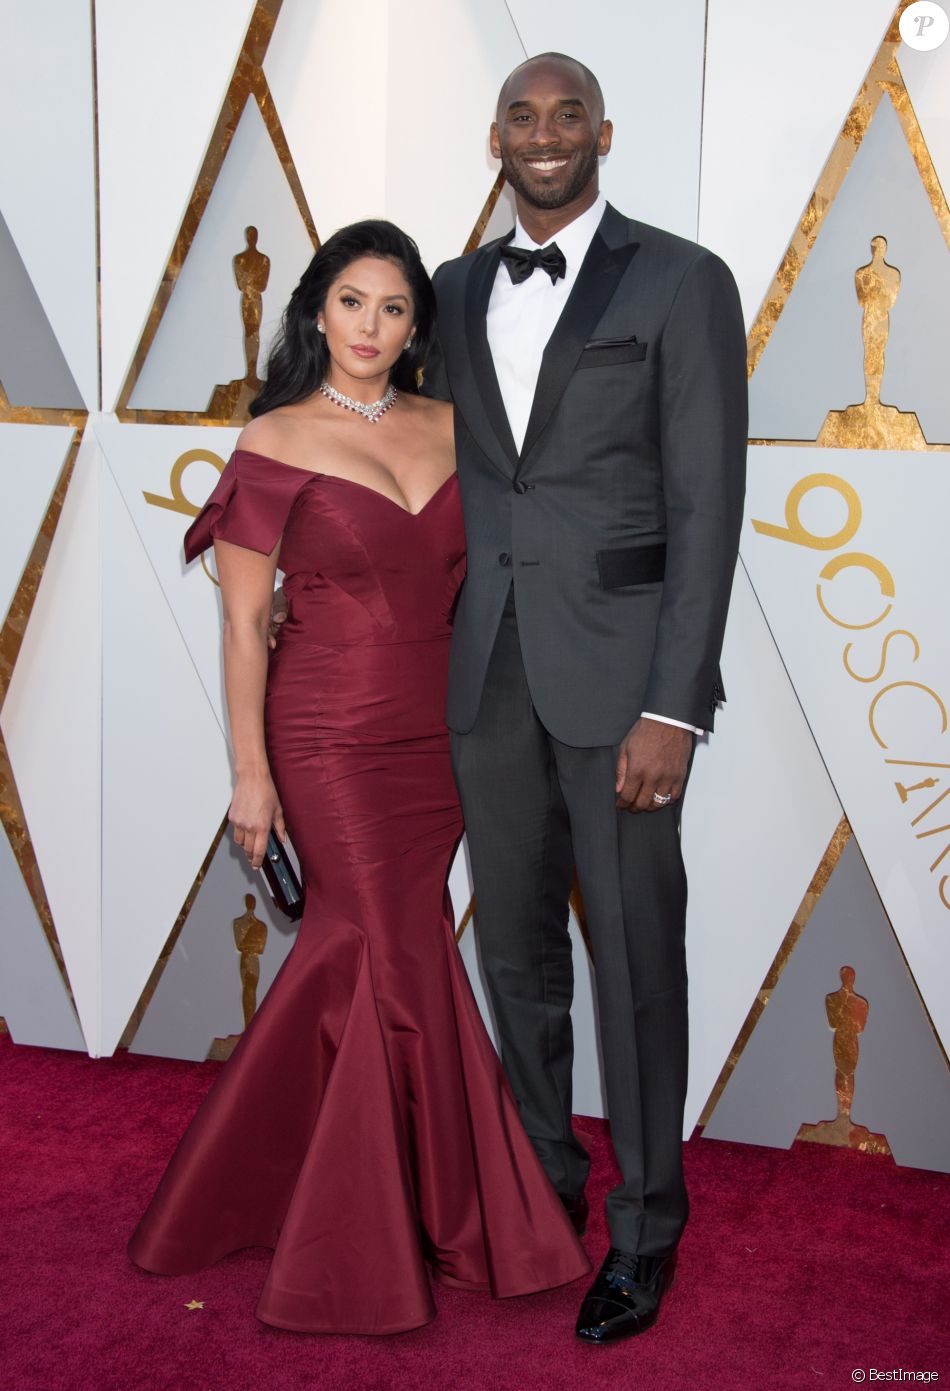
[[97, 419, 240, 731], [0, 1, 97, 406], [700, 0, 897, 326], [0, 425, 74, 622], [96, 0, 257, 410], [1, 428, 101, 1050], [682, 564, 844, 1131], [98, 444, 232, 1057], [264, 0, 389, 238], [384, 0, 526, 267], [267, 0, 525, 266], [743, 445, 950, 1055], [504, 0, 706, 239]]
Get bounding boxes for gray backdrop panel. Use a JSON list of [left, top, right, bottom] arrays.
[[0, 210, 84, 409], [129, 831, 300, 1062], [704, 836, 950, 1173], [0, 828, 85, 1050]]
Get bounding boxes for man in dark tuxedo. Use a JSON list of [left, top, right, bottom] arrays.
[[425, 52, 747, 1344]]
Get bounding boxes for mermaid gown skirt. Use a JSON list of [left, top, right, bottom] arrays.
[[127, 452, 589, 1334]]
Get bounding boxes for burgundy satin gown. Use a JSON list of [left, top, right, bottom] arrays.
[[127, 449, 589, 1334]]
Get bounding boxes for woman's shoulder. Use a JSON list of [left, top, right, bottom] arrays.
[[234, 411, 300, 465], [400, 393, 453, 434]]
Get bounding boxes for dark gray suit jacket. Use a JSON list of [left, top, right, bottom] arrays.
[[426, 202, 748, 746]]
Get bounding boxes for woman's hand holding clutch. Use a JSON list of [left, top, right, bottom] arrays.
[[229, 771, 286, 870]]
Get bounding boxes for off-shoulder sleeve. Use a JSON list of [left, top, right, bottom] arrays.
[[183, 452, 314, 563]]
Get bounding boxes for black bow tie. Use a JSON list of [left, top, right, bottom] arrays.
[[499, 242, 567, 286]]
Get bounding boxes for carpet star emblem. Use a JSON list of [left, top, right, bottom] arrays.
[[184, 1299, 205, 1311]]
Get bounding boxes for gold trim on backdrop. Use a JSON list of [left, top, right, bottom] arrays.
[[698, 817, 853, 1128], [114, 0, 321, 427], [745, 0, 949, 419], [749, 437, 950, 452], [0, 433, 82, 1013], [455, 894, 476, 943], [463, 170, 507, 255], [118, 814, 230, 1050]]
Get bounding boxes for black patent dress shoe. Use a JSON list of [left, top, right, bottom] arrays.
[[558, 1192, 589, 1236], [575, 1247, 677, 1344]]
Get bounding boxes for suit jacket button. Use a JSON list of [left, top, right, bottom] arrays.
[[512, 480, 528, 494], [498, 552, 511, 566]]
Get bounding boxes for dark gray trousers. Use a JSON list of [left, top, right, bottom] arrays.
[[451, 593, 690, 1255]]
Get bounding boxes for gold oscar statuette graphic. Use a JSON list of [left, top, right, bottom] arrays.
[[233, 892, 268, 1027], [796, 965, 892, 1155], [207, 893, 268, 1061], [817, 237, 927, 449], [207, 227, 271, 421]]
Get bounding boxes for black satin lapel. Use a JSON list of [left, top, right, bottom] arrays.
[[461, 243, 519, 475], [519, 235, 640, 463]]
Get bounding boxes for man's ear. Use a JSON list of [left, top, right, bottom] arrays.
[[489, 122, 502, 160], [598, 120, 614, 157]]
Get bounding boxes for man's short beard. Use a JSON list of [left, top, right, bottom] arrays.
[[500, 143, 600, 210]]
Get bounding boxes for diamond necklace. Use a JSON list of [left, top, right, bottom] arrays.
[[319, 380, 397, 424]]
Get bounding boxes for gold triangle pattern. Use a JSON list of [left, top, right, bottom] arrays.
[[114, 0, 319, 426], [746, 0, 950, 453]]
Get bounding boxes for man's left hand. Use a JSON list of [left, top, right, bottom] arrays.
[[615, 718, 693, 813]]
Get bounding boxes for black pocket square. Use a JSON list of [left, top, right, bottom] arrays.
[[578, 338, 647, 369]]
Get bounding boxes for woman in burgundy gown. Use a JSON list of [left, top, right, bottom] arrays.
[[128, 221, 588, 1334]]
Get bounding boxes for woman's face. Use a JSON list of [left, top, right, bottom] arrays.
[[317, 255, 415, 393]]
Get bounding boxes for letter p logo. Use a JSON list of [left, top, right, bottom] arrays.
[[900, 1, 949, 50]]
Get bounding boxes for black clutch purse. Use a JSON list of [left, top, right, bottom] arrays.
[[260, 830, 305, 920]]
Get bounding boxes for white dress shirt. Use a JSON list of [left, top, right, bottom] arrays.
[[485, 195, 702, 737]]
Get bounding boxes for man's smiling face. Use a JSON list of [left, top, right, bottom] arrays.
[[490, 56, 612, 213]]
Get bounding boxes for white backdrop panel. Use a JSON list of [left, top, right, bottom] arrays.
[[385, 0, 526, 267], [700, 0, 897, 326], [98, 437, 232, 1057], [99, 420, 240, 733], [504, 0, 706, 239], [682, 562, 845, 1131], [96, 0, 257, 410], [267, 0, 526, 266], [0, 1, 98, 406], [1, 428, 102, 1051], [743, 445, 950, 1054], [265, 0, 389, 238], [0, 424, 74, 623]]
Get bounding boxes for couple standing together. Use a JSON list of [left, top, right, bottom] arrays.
[[129, 53, 748, 1345]]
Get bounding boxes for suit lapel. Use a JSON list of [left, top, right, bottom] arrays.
[[460, 237, 519, 477], [519, 215, 640, 464]]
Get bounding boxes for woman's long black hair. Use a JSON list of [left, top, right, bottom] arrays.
[[249, 220, 436, 417]]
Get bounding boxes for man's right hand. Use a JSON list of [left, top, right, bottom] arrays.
[[267, 585, 288, 650]]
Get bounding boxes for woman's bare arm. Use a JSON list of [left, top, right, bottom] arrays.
[[214, 536, 286, 869]]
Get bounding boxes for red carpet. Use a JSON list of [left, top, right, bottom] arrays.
[[2, 1031, 948, 1391]]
